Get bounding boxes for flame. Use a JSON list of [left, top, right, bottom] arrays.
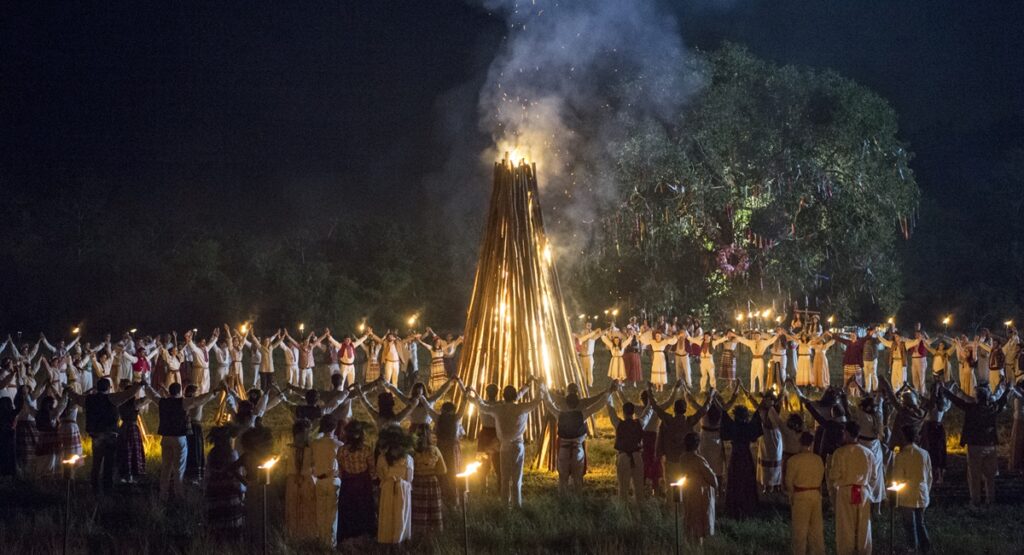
[[407, 314, 419, 327], [62, 454, 84, 465], [240, 323, 249, 334], [887, 481, 906, 492], [670, 476, 687, 488], [456, 461, 483, 478], [258, 456, 280, 471], [761, 309, 772, 318], [942, 316, 951, 326], [71, 326, 81, 335]]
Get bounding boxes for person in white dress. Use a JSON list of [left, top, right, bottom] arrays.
[[376, 427, 414, 545], [600, 332, 632, 382], [639, 330, 678, 391], [810, 334, 835, 388]]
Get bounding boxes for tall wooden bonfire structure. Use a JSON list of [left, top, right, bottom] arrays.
[[456, 155, 587, 466]]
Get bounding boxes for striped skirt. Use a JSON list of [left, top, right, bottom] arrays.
[[411, 474, 443, 532], [118, 424, 146, 476], [429, 359, 447, 391], [718, 349, 736, 380], [437, 440, 461, 503], [15, 420, 37, 470], [365, 360, 381, 382], [59, 421, 83, 457]]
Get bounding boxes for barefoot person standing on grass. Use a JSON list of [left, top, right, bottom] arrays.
[[466, 379, 541, 507]]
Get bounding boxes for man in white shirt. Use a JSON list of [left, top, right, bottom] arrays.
[[574, 323, 602, 387], [185, 329, 218, 394], [785, 432, 825, 555], [323, 329, 369, 387], [736, 330, 776, 393], [828, 420, 876, 555], [309, 416, 344, 547], [891, 425, 932, 553], [468, 380, 542, 507]]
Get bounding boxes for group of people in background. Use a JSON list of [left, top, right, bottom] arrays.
[[2, 311, 1023, 554]]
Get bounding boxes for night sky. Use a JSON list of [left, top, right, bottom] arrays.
[[3, 2, 1022, 317]]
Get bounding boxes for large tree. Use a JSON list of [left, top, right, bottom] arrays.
[[571, 45, 920, 321]]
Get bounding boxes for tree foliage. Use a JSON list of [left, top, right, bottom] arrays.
[[571, 44, 920, 321]]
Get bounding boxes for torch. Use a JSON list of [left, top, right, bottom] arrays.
[[61, 454, 84, 555], [456, 461, 482, 555], [670, 476, 687, 555], [258, 456, 280, 555], [887, 481, 906, 554], [941, 315, 951, 335]]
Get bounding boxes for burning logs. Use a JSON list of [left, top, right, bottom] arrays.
[[455, 155, 587, 466]]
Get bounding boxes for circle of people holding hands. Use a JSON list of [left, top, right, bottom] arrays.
[[1, 311, 1022, 554]]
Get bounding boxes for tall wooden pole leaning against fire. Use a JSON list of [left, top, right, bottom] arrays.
[[453, 157, 587, 469]]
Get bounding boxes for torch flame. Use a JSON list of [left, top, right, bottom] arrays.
[[456, 461, 483, 478], [887, 481, 906, 492], [670, 476, 687, 488], [258, 456, 280, 471], [62, 454, 84, 465]]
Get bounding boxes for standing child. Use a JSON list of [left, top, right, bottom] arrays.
[[411, 431, 448, 535], [376, 425, 414, 545], [205, 426, 245, 544], [284, 419, 317, 542]]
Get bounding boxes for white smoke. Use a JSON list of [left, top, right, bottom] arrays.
[[474, 0, 705, 254]]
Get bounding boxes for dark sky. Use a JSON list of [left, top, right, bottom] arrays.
[[3, 1, 1022, 297]]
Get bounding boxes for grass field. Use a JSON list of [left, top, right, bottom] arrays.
[[1, 350, 1022, 554]]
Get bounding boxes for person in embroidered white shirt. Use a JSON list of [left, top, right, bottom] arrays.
[[309, 415, 345, 547], [736, 330, 777, 393], [638, 329, 679, 391], [185, 328, 219, 394], [687, 332, 717, 391], [466, 379, 542, 507], [891, 425, 933, 553], [573, 322, 602, 388], [827, 420, 876, 555], [323, 328, 369, 387], [279, 332, 301, 387], [210, 335, 233, 387]]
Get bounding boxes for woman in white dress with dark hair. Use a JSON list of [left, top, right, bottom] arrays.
[[601, 332, 632, 382], [376, 427, 414, 545], [639, 330, 678, 391]]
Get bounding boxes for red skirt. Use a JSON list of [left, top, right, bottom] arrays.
[[642, 431, 662, 481], [624, 353, 642, 382]]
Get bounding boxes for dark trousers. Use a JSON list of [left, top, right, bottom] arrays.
[[901, 507, 931, 553], [185, 420, 205, 481], [90, 433, 118, 492], [259, 372, 273, 391]]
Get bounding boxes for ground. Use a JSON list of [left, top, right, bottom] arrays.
[[1, 349, 1021, 554]]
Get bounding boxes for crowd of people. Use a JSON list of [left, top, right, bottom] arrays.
[[0, 311, 1022, 554]]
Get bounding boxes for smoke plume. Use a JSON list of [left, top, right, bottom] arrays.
[[428, 0, 704, 306]]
